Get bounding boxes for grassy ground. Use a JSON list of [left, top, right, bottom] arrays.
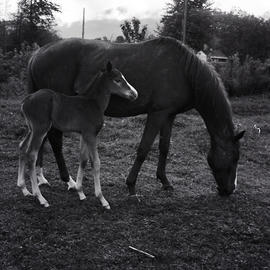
[[0, 94, 269, 269]]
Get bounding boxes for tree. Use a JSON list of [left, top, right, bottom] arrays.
[[115, 35, 125, 43], [12, 0, 61, 47], [120, 17, 147, 43], [212, 10, 270, 60], [159, 0, 214, 50]]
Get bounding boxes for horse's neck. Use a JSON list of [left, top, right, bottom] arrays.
[[196, 90, 234, 145]]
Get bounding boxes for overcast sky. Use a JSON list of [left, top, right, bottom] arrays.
[[56, 0, 270, 24], [1, 0, 270, 22], [1, 0, 270, 39]]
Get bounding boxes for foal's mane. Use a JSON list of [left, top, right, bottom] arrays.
[[80, 71, 104, 98], [156, 37, 234, 136]]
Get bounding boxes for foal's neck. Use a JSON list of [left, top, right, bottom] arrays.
[[85, 73, 111, 113]]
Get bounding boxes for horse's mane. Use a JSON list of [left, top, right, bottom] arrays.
[[155, 37, 234, 136]]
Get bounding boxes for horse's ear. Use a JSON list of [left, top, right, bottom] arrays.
[[234, 130, 245, 141], [106, 61, 113, 72]]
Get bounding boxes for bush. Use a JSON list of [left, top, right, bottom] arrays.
[[0, 43, 38, 98], [213, 54, 270, 96]]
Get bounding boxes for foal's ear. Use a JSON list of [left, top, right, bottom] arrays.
[[106, 61, 113, 72], [234, 130, 245, 141]]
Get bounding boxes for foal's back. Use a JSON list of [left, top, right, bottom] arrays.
[[23, 89, 103, 134]]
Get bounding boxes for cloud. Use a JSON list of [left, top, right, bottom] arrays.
[[104, 8, 113, 15], [116, 6, 128, 15], [56, 18, 159, 40]]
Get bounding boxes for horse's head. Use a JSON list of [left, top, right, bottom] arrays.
[[207, 131, 245, 196], [103, 61, 138, 101]]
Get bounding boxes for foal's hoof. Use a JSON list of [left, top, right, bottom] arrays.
[[21, 187, 32, 197], [43, 202, 50, 208], [78, 192, 87, 201], [103, 204, 111, 210], [37, 176, 51, 187]]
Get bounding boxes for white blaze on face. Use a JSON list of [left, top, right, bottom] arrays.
[[121, 74, 138, 99]]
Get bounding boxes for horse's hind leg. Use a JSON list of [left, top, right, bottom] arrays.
[[156, 115, 175, 190], [126, 111, 169, 195], [18, 131, 32, 196], [47, 128, 76, 188]]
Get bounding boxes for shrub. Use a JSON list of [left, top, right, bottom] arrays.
[[0, 43, 38, 98], [213, 54, 270, 96]]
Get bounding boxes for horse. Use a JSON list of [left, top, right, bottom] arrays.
[[27, 37, 245, 197], [17, 61, 138, 208]]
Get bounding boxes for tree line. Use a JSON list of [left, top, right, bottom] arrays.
[[1, 0, 270, 97]]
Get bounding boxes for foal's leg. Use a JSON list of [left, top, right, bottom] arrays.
[[27, 130, 49, 207], [156, 115, 175, 190], [87, 136, 110, 209], [36, 137, 50, 186], [17, 131, 32, 196], [75, 136, 88, 201], [47, 128, 76, 189], [126, 111, 169, 195]]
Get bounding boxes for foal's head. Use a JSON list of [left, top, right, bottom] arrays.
[[102, 61, 138, 101], [207, 131, 245, 196]]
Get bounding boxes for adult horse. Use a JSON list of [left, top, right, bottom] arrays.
[[27, 37, 244, 196]]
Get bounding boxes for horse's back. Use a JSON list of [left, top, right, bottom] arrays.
[[28, 39, 109, 95]]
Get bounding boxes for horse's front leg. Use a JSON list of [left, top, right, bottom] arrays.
[[156, 114, 175, 190], [126, 111, 170, 195], [47, 127, 76, 189]]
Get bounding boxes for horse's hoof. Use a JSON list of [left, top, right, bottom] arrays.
[[163, 185, 174, 191], [67, 177, 77, 191], [128, 194, 142, 203]]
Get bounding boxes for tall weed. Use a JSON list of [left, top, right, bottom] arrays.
[[213, 54, 270, 96]]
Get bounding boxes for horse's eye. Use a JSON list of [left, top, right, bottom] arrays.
[[114, 79, 121, 83]]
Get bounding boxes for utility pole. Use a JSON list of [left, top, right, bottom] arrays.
[[182, 0, 188, 44], [82, 8, 85, 39]]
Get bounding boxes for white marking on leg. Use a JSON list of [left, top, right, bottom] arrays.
[[234, 171, 238, 187], [76, 165, 86, 200], [36, 166, 50, 186], [67, 176, 77, 190], [29, 152, 49, 207], [93, 154, 110, 210], [18, 132, 31, 196]]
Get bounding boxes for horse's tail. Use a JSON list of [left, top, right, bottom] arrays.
[[27, 49, 40, 94]]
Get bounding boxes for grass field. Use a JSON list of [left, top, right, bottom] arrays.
[[0, 94, 269, 269]]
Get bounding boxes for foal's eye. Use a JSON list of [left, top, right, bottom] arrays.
[[114, 79, 121, 83]]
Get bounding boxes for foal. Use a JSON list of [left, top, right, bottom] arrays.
[[17, 61, 138, 208]]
